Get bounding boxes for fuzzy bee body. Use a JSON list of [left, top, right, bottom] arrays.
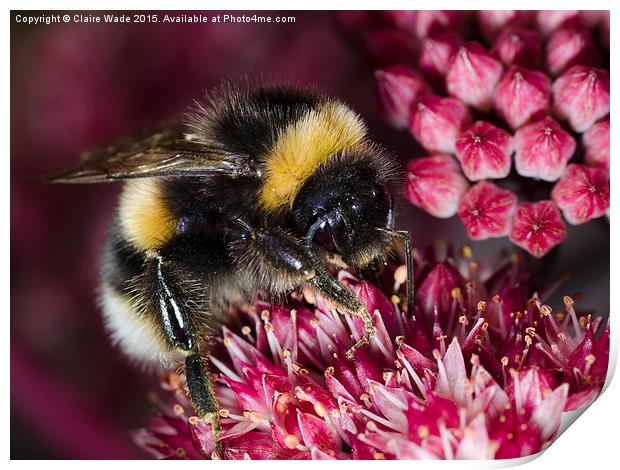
[[47, 83, 409, 455]]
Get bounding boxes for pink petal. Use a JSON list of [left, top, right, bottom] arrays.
[[310, 447, 341, 460], [225, 432, 295, 460], [514, 116, 576, 181], [397, 341, 437, 372], [493, 66, 551, 130], [297, 411, 341, 450], [478, 10, 532, 41], [552, 65, 610, 132], [530, 383, 569, 441], [417, 33, 460, 88], [551, 164, 610, 224], [436, 337, 468, 406], [564, 388, 600, 412], [567, 321, 609, 388], [546, 28, 601, 76], [224, 377, 268, 414], [446, 42, 504, 110], [455, 120, 513, 180], [404, 155, 469, 218], [507, 368, 556, 413], [409, 95, 473, 154], [418, 261, 464, 322], [455, 414, 494, 459], [509, 200, 568, 257], [457, 181, 518, 240], [391, 439, 442, 460], [380, 10, 418, 33], [367, 380, 409, 431], [412, 10, 463, 39], [492, 28, 542, 68], [354, 280, 400, 339], [583, 119, 610, 170], [374, 65, 431, 129], [491, 413, 543, 459], [324, 373, 357, 404], [537, 10, 582, 36]]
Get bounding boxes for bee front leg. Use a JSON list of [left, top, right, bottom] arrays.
[[306, 264, 375, 360], [235, 222, 376, 361]]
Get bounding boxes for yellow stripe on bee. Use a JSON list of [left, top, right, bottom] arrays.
[[119, 179, 177, 252], [259, 101, 367, 212]]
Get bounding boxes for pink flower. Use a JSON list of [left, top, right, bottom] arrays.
[[134, 250, 609, 460], [374, 65, 431, 129], [404, 155, 468, 218], [455, 121, 513, 181], [514, 116, 576, 182], [347, 10, 610, 254], [551, 164, 610, 225], [546, 28, 601, 77], [380, 10, 418, 34], [411, 10, 463, 39], [417, 261, 464, 321], [552, 65, 610, 132], [536, 10, 582, 36], [583, 119, 610, 170], [509, 201, 568, 257], [478, 11, 533, 41], [492, 28, 542, 68], [446, 42, 504, 110], [417, 33, 460, 89], [409, 95, 472, 154], [493, 67, 551, 130], [457, 181, 518, 240]]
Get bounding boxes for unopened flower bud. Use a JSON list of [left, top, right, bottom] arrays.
[[374, 65, 431, 129]]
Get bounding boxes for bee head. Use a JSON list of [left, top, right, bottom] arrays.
[[291, 147, 399, 267]]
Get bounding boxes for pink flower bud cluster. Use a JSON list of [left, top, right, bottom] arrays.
[[358, 10, 610, 257]]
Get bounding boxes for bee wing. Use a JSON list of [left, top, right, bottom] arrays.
[[42, 126, 257, 183]]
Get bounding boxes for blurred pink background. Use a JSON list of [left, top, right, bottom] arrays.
[[11, 10, 609, 458]]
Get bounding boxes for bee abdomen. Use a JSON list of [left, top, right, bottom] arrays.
[[99, 282, 183, 366]]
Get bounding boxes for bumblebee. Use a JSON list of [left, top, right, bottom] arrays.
[[46, 83, 414, 455]]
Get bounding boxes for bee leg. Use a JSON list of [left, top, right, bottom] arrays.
[[149, 255, 224, 457], [306, 264, 375, 360], [185, 353, 223, 459], [234, 220, 376, 361]]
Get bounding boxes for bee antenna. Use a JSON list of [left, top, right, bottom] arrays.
[[377, 228, 415, 318]]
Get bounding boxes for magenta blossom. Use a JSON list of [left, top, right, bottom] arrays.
[[340, 10, 610, 257], [134, 251, 609, 460]]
